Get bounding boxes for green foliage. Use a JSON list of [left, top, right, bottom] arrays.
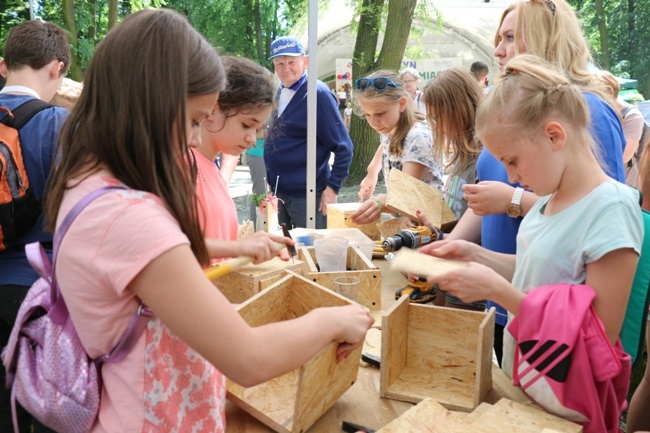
[[166, 0, 307, 68], [0, 0, 166, 80], [568, 0, 650, 99]]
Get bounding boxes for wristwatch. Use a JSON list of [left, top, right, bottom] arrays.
[[505, 187, 525, 218]]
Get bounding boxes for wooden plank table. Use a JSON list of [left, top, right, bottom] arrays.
[[225, 258, 531, 432]]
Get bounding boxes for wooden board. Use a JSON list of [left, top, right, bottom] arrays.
[[327, 202, 381, 240], [470, 399, 583, 433], [299, 245, 381, 310], [377, 397, 583, 433], [213, 257, 303, 304], [384, 168, 456, 229], [377, 398, 493, 433], [390, 247, 467, 279], [377, 216, 411, 240], [381, 299, 494, 412], [228, 272, 361, 433]]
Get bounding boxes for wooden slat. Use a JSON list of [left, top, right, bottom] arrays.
[[327, 202, 381, 240], [298, 245, 382, 310], [384, 168, 456, 229], [228, 272, 360, 432], [213, 257, 303, 304]]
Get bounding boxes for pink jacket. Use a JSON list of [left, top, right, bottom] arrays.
[[509, 283, 630, 433]]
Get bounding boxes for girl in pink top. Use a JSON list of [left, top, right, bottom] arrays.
[[43, 9, 373, 432], [193, 56, 286, 265]]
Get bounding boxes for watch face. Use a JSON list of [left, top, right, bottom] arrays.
[[506, 204, 522, 218]]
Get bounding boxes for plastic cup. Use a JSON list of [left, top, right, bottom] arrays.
[[314, 237, 348, 272], [333, 276, 361, 302]]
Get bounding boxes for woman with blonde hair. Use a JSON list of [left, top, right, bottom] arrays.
[[445, 0, 627, 365]]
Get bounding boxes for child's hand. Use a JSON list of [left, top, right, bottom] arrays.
[[237, 231, 294, 264], [328, 304, 374, 363], [418, 239, 477, 262], [351, 196, 383, 225], [425, 262, 506, 304], [462, 181, 514, 216], [357, 176, 376, 202]]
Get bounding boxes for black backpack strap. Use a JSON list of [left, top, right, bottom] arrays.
[[1, 98, 53, 131]]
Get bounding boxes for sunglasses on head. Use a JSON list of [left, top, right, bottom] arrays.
[[355, 77, 400, 91]]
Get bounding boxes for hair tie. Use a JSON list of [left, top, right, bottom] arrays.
[[545, 83, 566, 96]]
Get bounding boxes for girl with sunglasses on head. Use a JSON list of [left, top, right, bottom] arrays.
[[443, 0, 627, 366], [351, 70, 444, 225], [43, 9, 373, 431]]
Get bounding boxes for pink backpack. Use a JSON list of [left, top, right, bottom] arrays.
[[1, 186, 152, 433], [509, 283, 630, 433]]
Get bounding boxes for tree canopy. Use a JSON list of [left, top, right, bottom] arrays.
[[568, 0, 650, 98]]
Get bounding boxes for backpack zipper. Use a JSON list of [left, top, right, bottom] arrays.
[[0, 141, 24, 198]]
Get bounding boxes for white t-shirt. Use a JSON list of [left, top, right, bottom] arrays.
[[380, 120, 444, 190]]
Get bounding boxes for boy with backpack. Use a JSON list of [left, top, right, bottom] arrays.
[[0, 20, 71, 433]]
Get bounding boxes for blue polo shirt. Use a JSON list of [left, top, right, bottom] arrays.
[[0, 94, 69, 286]]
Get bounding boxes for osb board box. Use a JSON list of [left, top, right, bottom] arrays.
[[385, 168, 457, 230], [327, 202, 381, 240], [381, 296, 495, 412], [227, 271, 362, 433], [212, 256, 303, 304], [376, 397, 582, 433], [298, 245, 381, 310]]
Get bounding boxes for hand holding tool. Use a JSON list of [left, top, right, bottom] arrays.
[[280, 223, 297, 263], [204, 256, 254, 280]]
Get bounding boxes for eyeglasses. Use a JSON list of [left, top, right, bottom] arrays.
[[355, 77, 400, 91]]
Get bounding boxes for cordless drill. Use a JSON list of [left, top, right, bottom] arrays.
[[382, 225, 441, 252], [384, 225, 442, 304]]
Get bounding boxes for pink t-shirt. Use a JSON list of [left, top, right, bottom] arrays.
[[192, 148, 239, 264], [56, 172, 227, 432]]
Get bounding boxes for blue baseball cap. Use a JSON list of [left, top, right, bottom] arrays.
[[269, 36, 305, 60]]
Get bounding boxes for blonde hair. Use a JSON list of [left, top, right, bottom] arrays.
[[593, 70, 621, 99], [476, 55, 596, 157], [353, 69, 426, 156], [496, 0, 612, 101], [422, 68, 482, 176]]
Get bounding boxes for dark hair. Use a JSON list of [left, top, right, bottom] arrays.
[[215, 56, 275, 119], [3, 20, 71, 75], [45, 9, 225, 265], [470, 61, 489, 79]]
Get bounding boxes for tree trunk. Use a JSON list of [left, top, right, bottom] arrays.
[[62, 0, 83, 81], [594, 0, 610, 69], [254, 0, 263, 60], [88, 0, 97, 40], [347, 0, 385, 185], [346, 0, 417, 185], [378, 0, 417, 70], [108, 0, 118, 30]]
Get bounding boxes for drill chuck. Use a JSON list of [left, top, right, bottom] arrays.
[[382, 226, 439, 252]]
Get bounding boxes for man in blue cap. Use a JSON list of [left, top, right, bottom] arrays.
[[265, 36, 353, 229]]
